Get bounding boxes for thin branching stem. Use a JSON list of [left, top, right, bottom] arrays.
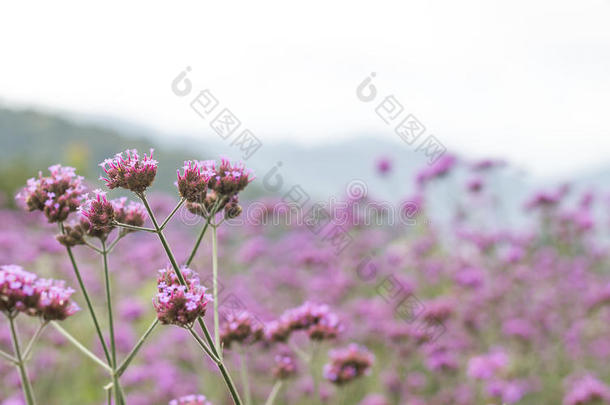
[[9, 315, 37, 405], [116, 318, 159, 377], [113, 221, 157, 233], [160, 198, 185, 230], [137, 193, 242, 405], [51, 321, 113, 373], [264, 381, 283, 405], [61, 237, 112, 366], [22, 321, 48, 362]]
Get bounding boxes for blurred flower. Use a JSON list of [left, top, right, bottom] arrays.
[[272, 353, 297, 380], [467, 349, 509, 380], [169, 394, 213, 405], [375, 157, 392, 176], [323, 343, 374, 385], [563, 374, 610, 405], [219, 311, 263, 348]]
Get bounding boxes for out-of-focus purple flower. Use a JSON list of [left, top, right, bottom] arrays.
[[502, 318, 535, 341], [467, 348, 509, 380], [359, 394, 390, 405], [524, 184, 569, 211], [16, 165, 86, 223], [278, 301, 343, 341], [264, 320, 292, 343], [153, 267, 211, 327], [100, 149, 158, 193], [272, 353, 297, 380], [323, 343, 374, 385], [416, 154, 457, 187], [219, 311, 263, 348], [563, 374, 610, 405], [169, 394, 213, 405], [375, 157, 392, 176], [471, 159, 505, 171], [466, 177, 483, 193]]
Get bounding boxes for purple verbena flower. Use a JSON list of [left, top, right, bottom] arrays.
[[16, 165, 86, 223], [169, 394, 213, 405], [323, 343, 374, 385], [153, 267, 211, 327], [100, 149, 157, 193]]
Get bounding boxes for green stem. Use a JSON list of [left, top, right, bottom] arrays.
[[211, 223, 221, 358], [188, 327, 219, 362], [264, 381, 283, 405], [101, 241, 121, 405], [239, 346, 252, 405], [106, 234, 125, 253], [0, 348, 18, 364], [116, 318, 159, 377], [160, 198, 185, 230], [137, 193, 242, 405], [63, 244, 112, 365], [9, 315, 37, 405], [51, 322, 113, 373], [185, 212, 213, 266], [22, 321, 48, 362], [113, 222, 157, 233]]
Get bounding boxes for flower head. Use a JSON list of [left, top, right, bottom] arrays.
[[207, 158, 254, 197], [323, 343, 374, 385], [0, 265, 79, 320], [79, 190, 115, 237], [272, 353, 297, 380], [177, 161, 214, 202], [169, 395, 213, 405], [281, 302, 342, 340], [0, 265, 38, 314], [100, 149, 157, 193], [220, 311, 263, 349], [112, 197, 147, 230], [153, 267, 211, 327], [56, 222, 86, 247], [16, 165, 86, 223], [563, 374, 610, 405]]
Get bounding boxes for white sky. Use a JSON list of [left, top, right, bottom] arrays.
[[1, 0, 609, 178]]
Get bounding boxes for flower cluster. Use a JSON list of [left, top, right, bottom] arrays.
[[563, 375, 610, 405], [0, 264, 79, 320], [100, 149, 158, 193], [79, 190, 115, 237], [16, 165, 86, 222], [219, 311, 263, 348], [153, 267, 211, 327], [177, 160, 214, 202], [207, 157, 254, 197], [267, 302, 342, 342], [111, 197, 147, 230], [182, 158, 252, 219], [323, 344, 374, 385], [56, 222, 86, 247], [169, 394, 213, 405], [272, 353, 297, 380], [466, 349, 509, 380]]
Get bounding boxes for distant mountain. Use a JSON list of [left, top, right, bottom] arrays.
[[2, 106, 608, 229]]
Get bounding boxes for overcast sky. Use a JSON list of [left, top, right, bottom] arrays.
[[1, 0, 609, 178]]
